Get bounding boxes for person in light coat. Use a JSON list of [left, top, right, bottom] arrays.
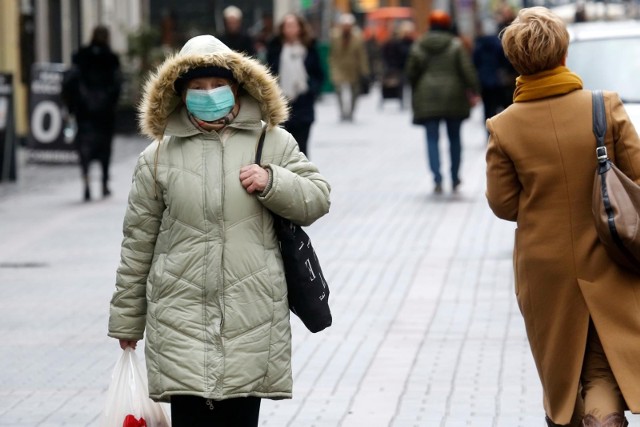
[[108, 34, 331, 427], [328, 13, 370, 122], [486, 7, 640, 427]]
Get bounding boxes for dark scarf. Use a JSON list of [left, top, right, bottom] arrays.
[[189, 102, 240, 132]]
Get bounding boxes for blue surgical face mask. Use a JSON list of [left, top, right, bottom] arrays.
[[185, 85, 235, 122]]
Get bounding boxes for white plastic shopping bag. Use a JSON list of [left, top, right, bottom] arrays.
[[100, 348, 171, 427]]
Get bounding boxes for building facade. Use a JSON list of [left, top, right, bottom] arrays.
[[0, 0, 146, 139]]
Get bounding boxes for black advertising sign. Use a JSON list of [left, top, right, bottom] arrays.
[[0, 73, 16, 181], [28, 63, 77, 162]]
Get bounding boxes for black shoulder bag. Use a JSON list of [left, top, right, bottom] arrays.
[[255, 125, 332, 332]]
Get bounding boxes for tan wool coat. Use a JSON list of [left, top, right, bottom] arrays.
[[486, 89, 640, 424], [328, 28, 370, 85]]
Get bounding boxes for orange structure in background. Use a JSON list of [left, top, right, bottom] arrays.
[[364, 7, 413, 43], [333, 1, 433, 38]]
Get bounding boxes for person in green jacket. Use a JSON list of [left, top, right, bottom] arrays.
[[406, 10, 480, 194], [108, 34, 331, 427]]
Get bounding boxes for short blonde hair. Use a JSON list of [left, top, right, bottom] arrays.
[[500, 7, 569, 75]]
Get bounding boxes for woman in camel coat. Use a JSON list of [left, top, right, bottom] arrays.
[[486, 7, 640, 427]]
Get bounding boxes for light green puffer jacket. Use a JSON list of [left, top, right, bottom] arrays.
[[108, 35, 331, 402]]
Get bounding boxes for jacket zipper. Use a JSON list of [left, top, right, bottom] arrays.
[[201, 136, 211, 393], [219, 132, 226, 332]]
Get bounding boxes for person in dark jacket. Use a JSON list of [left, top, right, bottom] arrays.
[[473, 20, 514, 124], [218, 5, 256, 56], [64, 25, 121, 201], [380, 21, 414, 107], [405, 10, 479, 194], [267, 13, 324, 157]]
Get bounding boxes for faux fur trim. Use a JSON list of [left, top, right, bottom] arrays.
[[139, 44, 289, 141]]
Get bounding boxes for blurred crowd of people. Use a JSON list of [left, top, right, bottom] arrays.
[[205, 5, 517, 195], [63, 5, 521, 200]]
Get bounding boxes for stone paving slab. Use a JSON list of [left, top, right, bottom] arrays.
[[1, 87, 638, 427]]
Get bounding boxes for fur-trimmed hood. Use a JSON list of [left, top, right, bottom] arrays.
[[138, 35, 289, 141]]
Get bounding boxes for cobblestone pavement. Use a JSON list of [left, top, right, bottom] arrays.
[[1, 88, 638, 427]]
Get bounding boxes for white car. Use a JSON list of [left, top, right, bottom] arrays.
[[567, 20, 640, 124]]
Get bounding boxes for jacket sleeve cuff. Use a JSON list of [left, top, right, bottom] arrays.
[[259, 165, 274, 198]]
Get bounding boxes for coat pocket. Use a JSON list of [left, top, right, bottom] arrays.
[[147, 254, 166, 303]]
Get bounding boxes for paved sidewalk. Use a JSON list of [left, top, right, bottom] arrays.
[[1, 88, 636, 427]]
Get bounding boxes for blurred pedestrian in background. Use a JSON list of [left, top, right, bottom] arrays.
[[575, 3, 588, 22], [380, 20, 414, 108], [253, 12, 274, 64], [472, 19, 514, 124], [329, 13, 370, 122], [62, 25, 121, 202], [496, 5, 518, 103], [486, 7, 640, 427], [267, 13, 324, 157], [108, 34, 331, 427], [406, 10, 479, 194], [218, 5, 256, 56]]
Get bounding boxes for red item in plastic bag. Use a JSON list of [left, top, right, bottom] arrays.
[[123, 414, 147, 427], [99, 348, 170, 427]]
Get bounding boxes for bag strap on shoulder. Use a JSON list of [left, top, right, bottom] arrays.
[[255, 123, 267, 165], [592, 90, 608, 162]]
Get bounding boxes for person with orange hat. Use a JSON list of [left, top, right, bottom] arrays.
[[406, 10, 479, 194]]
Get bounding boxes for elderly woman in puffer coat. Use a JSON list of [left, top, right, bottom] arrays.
[[108, 35, 331, 427]]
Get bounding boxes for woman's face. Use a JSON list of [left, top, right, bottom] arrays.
[[282, 15, 301, 42]]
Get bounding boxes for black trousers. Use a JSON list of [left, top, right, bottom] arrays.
[[170, 395, 261, 427], [75, 127, 113, 184], [480, 87, 505, 122], [283, 122, 312, 157]]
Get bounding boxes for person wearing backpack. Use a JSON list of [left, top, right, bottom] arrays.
[[65, 25, 121, 201]]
